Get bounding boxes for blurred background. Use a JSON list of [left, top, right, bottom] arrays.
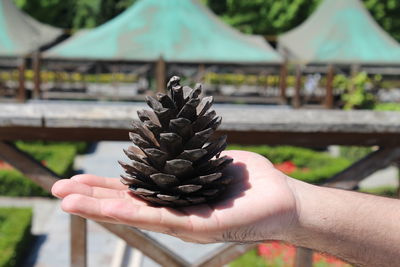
[[0, 0, 400, 267]]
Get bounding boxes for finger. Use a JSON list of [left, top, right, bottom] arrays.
[[101, 198, 194, 233], [61, 194, 194, 233], [52, 179, 130, 200], [61, 194, 120, 224], [71, 174, 126, 190], [222, 150, 273, 167]]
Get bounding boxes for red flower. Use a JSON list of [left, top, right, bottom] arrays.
[[258, 242, 350, 267], [0, 160, 13, 170], [258, 244, 272, 257], [274, 161, 297, 174]]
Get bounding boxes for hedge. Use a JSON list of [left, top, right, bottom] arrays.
[[339, 146, 372, 162], [374, 102, 400, 111], [0, 170, 50, 197], [0, 208, 33, 267], [227, 145, 352, 184], [14, 141, 78, 176], [230, 249, 268, 267], [0, 142, 89, 197], [360, 186, 398, 198]]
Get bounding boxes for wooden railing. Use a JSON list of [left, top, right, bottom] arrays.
[[2, 59, 337, 108], [1, 102, 400, 266]]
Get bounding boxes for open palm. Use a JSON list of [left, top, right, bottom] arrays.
[[52, 150, 297, 243]]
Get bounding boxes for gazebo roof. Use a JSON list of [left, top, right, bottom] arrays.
[[0, 0, 62, 57], [278, 0, 400, 65], [44, 0, 282, 64]]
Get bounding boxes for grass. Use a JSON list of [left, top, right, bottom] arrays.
[[0, 141, 89, 197], [0, 208, 33, 267], [227, 145, 352, 184]]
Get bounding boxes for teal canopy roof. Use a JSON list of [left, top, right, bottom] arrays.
[[278, 0, 400, 65], [44, 0, 282, 64], [0, 0, 62, 57]]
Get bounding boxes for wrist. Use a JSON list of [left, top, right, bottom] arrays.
[[281, 176, 400, 266], [258, 176, 306, 242], [283, 177, 331, 244]]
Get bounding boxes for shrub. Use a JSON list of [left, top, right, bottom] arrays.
[[227, 145, 351, 184], [0, 208, 33, 267], [0, 170, 50, 197], [340, 72, 377, 110]]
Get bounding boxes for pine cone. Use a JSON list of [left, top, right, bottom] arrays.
[[119, 76, 233, 207]]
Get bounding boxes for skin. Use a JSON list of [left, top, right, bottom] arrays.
[[52, 150, 400, 266]]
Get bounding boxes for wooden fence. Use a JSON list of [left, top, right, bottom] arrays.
[[1, 103, 400, 266]]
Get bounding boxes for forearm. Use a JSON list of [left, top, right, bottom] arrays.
[[285, 178, 400, 267]]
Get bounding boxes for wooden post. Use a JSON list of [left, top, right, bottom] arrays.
[[396, 160, 400, 198], [279, 63, 288, 104], [264, 73, 269, 97], [349, 64, 360, 95], [71, 215, 87, 267], [33, 51, 41, 99], [293, 64, 302, 109], [351, 64, 360, 78], [17, 57, 26, 102], [295, 247, 313, 267], [111, 65, 118, 101], [196, 63, 205, 83], [156, 57, 166, 93], [325, 64, 334, 109]]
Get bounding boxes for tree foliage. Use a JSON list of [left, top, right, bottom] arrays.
[[14, 0, 136, 30], [204, 0, 400, 42], [204, 0, 321, 36], [13, 0, 400, 42], [364, 0, 400, 41], [14, 0, 77, 29]]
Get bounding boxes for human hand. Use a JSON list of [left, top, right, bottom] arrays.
[[52, 150, 298, 243]]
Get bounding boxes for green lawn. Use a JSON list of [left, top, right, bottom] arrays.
[[0, 208, 33, 267]]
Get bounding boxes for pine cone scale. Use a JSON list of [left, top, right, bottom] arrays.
[[120, 76, 233, 207]]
